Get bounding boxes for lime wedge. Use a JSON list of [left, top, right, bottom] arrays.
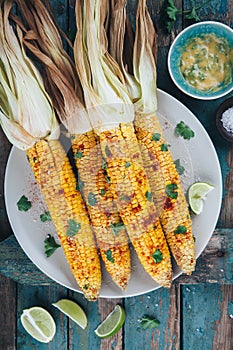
[[94, 305, 125, 338], [20, 306, 56, 343], [52, 299, 87, 329], [188, 182, 215, 215]]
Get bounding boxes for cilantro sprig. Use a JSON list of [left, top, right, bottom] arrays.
[[165, 0, 212, 33], [175, 121, 195, 140], [140, 315, 160, 330], [17, 195, 32, 212], [44, 234, 61, 257]]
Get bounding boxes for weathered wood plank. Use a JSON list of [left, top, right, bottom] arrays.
[[17, 284, 68, 349], [212, 285, 233, 350], [0, 274, 16, 350], [181, 284, 233, 350], [1, 228, 232, 285], [0, 128, 12, 242], [124, 285, 181, 350]]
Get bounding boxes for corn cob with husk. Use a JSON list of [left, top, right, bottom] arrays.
[[14, 0, 131, 289], [108, 0, 196, 275], [0, 0, 101, 300], [74, 0, 172, 287]]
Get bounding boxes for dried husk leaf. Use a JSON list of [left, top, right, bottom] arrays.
[[108, 0, 140, 101], [133, 0, 158, 114], [14, 0, 92, 135], [0, 0, 59, 150], [74, 0, 134, 134]]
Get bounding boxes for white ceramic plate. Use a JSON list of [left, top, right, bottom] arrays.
[[4, 89, 222, 298]]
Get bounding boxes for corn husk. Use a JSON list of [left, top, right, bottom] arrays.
[[0, 0, 59, 150], [74, 0, 134, 134], [13, 0, 92, 135]]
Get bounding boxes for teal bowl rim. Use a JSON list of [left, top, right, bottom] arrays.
[[168, 21, 233, 100]]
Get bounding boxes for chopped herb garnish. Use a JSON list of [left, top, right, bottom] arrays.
[[102, 160, 108, 170], [140, 315, 160, 330], [174, 159, 185, 175], [105, 175, 111, 184], [33, 157, 37, 163], [100, 189, 106, 196], [88, 192, 97, 206], [152, 133, 161, 141], [66, 219, 81, 237], [165, 0, 212, 33], [175, 121, 195, 140], [40, 211, 52, 222], [174, 225, 187, 234], [74, 150, 83, 159], [125, 162, 131, 168], [152, 249, 163, 263], [70, 135, 75, 140], [44, 234, 61, 257], [106, 249, 114, 263], [17, 195, 32, 212], [76, 179, 84, 192], [83, 284, 90, 290], [166, 183, 178, 199], [110, 222, 125, 236], [105, 145, 112, 158], [161, 143, 170, 151], [145, 191, 153, 202]]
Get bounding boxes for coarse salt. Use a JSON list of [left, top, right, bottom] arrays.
[[221, 106, 233, 134]]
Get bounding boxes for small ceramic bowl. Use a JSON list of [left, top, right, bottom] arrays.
[[168, 21, 233, 100], [216, 96, 233, 142]]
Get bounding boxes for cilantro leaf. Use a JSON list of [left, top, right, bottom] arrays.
[[66, 219, 81, 237], [17, 195, 32, 212], [40, 211, 52, 222], [175, 121, 195, 140], [166, 0, 179, 21], [125, 162, 131, 168], [44, 234, 61, 257], [106, 249, 114, 263], [166, 183, 178, 199], [174, 159, 185, 175], [152, 133, 161, 141], [174, 225, 187, 234], [88, 192, 97, 206], [74, 150, 83, 159], [152, 249, 163, 263], [140, 315, 160, 330], [161, 143, 170, 151], [110, 222, 125, 236], [145, 191, 153, 202]]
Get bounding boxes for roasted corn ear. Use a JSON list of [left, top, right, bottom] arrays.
[[99, 122, 172, 287], [27, 139, 102, 300], [71, 130, 131, 290]]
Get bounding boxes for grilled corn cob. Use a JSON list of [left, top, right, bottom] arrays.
[[27, 139, 101, 300], [71, 130, 131, 290], [134, 113, 196, 274], [99, 122, 172, 287]]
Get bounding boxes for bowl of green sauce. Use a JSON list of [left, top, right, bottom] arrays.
[[168, 21, 233, 100]]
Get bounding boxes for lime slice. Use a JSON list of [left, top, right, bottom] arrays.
[[188, 182, 215, 215], [52, 299, 87, 329], [94, 305, 125, 338], [20, 306, 56, 343]]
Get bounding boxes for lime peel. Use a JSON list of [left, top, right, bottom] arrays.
[[20, 306, 56, 343], [94, 304, 125, 338], [188, 182, 215, 215], [52, 299, 87, 329]]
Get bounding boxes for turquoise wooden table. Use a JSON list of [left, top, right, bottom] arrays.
[[0, 0, 233, 349]]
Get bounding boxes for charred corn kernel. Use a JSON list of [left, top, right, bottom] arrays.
[[99, 122, 172, 287], [134, 113, 196, 275], [27, 139, 101, 300], [71, 131, 131, 290]]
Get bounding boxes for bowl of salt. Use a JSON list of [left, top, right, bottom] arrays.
[[216, 96, 233, 142]]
